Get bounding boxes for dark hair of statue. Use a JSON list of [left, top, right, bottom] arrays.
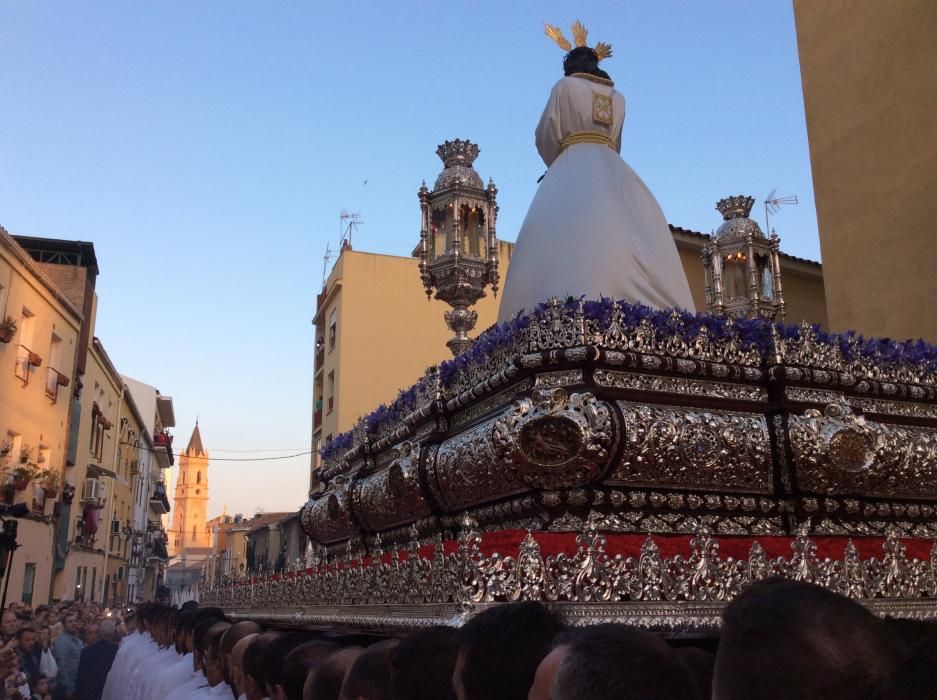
[[563, 47, 611, 81]]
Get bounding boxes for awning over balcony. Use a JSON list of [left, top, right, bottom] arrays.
[[156, 394, 175, 428], [86, 463, 116, 479]]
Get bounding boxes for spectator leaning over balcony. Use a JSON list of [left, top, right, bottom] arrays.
[[52, 613, 83, 700]]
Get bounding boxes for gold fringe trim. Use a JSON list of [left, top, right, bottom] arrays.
[[570, 72, 614, 87], [560, 131, 615, 153]]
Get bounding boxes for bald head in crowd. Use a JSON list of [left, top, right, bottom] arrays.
[[231, 633, 259, 699], [339, 639, 398, 700], [222, 621, 264, 684], [304, 648, 363, 700]]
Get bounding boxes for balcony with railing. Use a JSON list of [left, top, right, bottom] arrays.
[[14, 345, 41, 384], [44, 366, 70, 402], [314, 397, 323, 429], [149, 481, 171, 514], [146, 525, 169, 562], [315, 345, 325, 376], [153, 430, 174, 467]]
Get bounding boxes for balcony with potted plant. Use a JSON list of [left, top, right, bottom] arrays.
[[14, 345, 41, 383], [44, 366, 70, 402], [37, 468, 60, 499], [0, 316, 16, 344]]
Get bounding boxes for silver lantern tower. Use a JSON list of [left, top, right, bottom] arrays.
[[418, 139, 500, 356], [701, 195, 785, 321]]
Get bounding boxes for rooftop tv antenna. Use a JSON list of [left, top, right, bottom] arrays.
[[321, 211, 366, 289], [321, 242, 332, 290], [339, 210, 364, 249], [764, 189, 798, 234]]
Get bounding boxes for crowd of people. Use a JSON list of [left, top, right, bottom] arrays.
[[3, 578, 937, 699], [0, 599, 123, 700]]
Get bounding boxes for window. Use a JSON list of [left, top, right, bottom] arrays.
[[328, 309, 337, 351], [327, 372, 335, 414], [197, 471, 201, 484], [21, 564, 35, 604]]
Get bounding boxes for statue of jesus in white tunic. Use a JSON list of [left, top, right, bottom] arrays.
[[497, 22, 696, 322]]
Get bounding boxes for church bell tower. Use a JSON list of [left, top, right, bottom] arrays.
[[168, 423, 211, 556]]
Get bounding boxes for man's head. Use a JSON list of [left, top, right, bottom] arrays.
[[202, 622, 233, 687], [453, 602, 564, 700], [192, 617, 228, 672], [550, 624, 699, 700], [16, 626, 37, 653], [713, 579, 909, 700], [528, 644, 569, 700], [281, 640, 340, 700], [220, 620, 264, 685], [243, 632, 281, 700], [98, 619, 117, 643], [1, 611, 19, 638], [391, 626, 460, 700], [338, 639, 398, 700], [304, 648, 362, 700], [39, 625, 51, 649], [83, 622, 99, 645], [231, 633, 259, 698], [63, 613, 79, 636], [261, 632, 319, 700]]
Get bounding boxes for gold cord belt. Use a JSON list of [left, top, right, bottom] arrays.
[[560, 130, 615, 153]]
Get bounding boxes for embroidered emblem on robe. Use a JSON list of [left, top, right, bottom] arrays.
[[592, 93, 613, 126]]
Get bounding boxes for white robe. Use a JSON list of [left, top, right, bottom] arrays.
[[128, 643, 174, 700], [164, 673, 209, 700], [497, 74, 695, 322], [103, 631, 150, 700], [142, 649, 190, 700]]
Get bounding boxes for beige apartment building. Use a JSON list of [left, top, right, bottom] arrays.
[[794, 0, 937, 342], [53, 337, 126, 603], [0, 227, 82, 606], [4, 232, 174, 605], [310, 229, 827, 487]]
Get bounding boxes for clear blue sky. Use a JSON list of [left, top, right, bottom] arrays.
[[0, 1, 817, 515]]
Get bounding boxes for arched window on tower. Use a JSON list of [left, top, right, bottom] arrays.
[[192, 525, 196, 539], [197, 471, 201, 484]]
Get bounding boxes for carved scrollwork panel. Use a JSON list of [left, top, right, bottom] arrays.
[[350, 441, 432, 532], [427, 414, 528, 511], [492, 389, 617, 490], [595, 370, 766, 402], [607, 402, 772, 493], [301, 479, 359, 545], [789, 401, 937, 498]]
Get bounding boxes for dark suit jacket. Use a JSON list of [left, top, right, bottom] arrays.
[[73, 640, 118, 700]]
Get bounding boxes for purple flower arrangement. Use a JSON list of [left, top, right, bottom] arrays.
[[319, 297, 937, 463]]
